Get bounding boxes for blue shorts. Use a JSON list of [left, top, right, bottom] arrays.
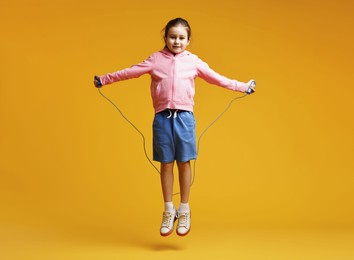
[[153, 109, 197, 163]]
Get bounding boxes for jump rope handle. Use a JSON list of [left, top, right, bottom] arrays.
[[94, 75, 103, 88], [246, 80, 256, 95]]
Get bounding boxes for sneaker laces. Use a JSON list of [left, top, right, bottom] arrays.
[[161, 212, 174, 227], [177, 211, 189, 227]]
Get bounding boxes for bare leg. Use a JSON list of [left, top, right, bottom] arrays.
[[160, 162, 174, 202], [177, 161, 192, 203]]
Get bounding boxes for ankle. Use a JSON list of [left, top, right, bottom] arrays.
[[164, 201, 175, 212], [178, 202, 190, 212]]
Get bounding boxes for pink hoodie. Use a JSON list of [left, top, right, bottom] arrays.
[[99, 49, 249, 113]]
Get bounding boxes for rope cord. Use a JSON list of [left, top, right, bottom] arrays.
[[98, 89, 160, 174], [98, 88, 247, 195]]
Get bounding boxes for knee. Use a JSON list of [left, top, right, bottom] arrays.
[[177, 160, 191, 170], [161, 161, 174, 171]]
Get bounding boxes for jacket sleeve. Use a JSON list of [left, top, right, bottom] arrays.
[[195, 57, 248, 93], [99, 55, 154, 86]]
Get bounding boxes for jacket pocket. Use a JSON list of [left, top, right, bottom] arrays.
[[174, 79, 195, 105]]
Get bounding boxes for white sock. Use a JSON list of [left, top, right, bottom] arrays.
[[164, 201, 175, 212], [179, 202, 190, 212]]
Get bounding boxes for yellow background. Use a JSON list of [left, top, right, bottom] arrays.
[[1, 0, 353, 259]]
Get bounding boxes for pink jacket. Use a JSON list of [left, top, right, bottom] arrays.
[[99, 49, 249, 113]]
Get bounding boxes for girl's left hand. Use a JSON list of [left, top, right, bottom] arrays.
[[246, 80, 256, 94]]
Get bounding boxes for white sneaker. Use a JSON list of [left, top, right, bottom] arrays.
[[160, 209, 177, 236], [176, 210, 191, 236]]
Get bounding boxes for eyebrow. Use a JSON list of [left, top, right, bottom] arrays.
[[168, 34, 186, 37]]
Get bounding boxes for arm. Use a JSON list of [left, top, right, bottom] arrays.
[[196, 57, 251, 93], [98, 55, 155, 86]]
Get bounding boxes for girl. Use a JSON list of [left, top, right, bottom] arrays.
[[94, 18, 255, 236]]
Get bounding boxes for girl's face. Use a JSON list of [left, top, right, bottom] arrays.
[[164, 25, 190, 54]]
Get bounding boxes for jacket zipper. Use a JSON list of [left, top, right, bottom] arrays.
[[171, 56, 176, 109]]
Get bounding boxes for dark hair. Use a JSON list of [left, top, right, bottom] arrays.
[[163, 17, 192, 40]]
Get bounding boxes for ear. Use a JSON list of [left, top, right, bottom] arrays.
[[187, 38, 191, 46]]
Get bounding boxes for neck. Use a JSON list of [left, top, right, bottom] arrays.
[[164, 47, 183, 56]]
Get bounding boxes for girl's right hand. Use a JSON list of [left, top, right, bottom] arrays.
[[94, 75, 103, 88]]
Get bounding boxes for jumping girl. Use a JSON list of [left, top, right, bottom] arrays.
[[94, 17, 256, 236]]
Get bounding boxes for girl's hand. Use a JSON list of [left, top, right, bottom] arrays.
[[94, 75, 103, 88], [246, 80, 256, 94]]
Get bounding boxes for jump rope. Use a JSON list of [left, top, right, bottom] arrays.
[[98, 80, 255, 196]]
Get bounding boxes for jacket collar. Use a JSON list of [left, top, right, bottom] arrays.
[[161, 48, 190, 58]]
